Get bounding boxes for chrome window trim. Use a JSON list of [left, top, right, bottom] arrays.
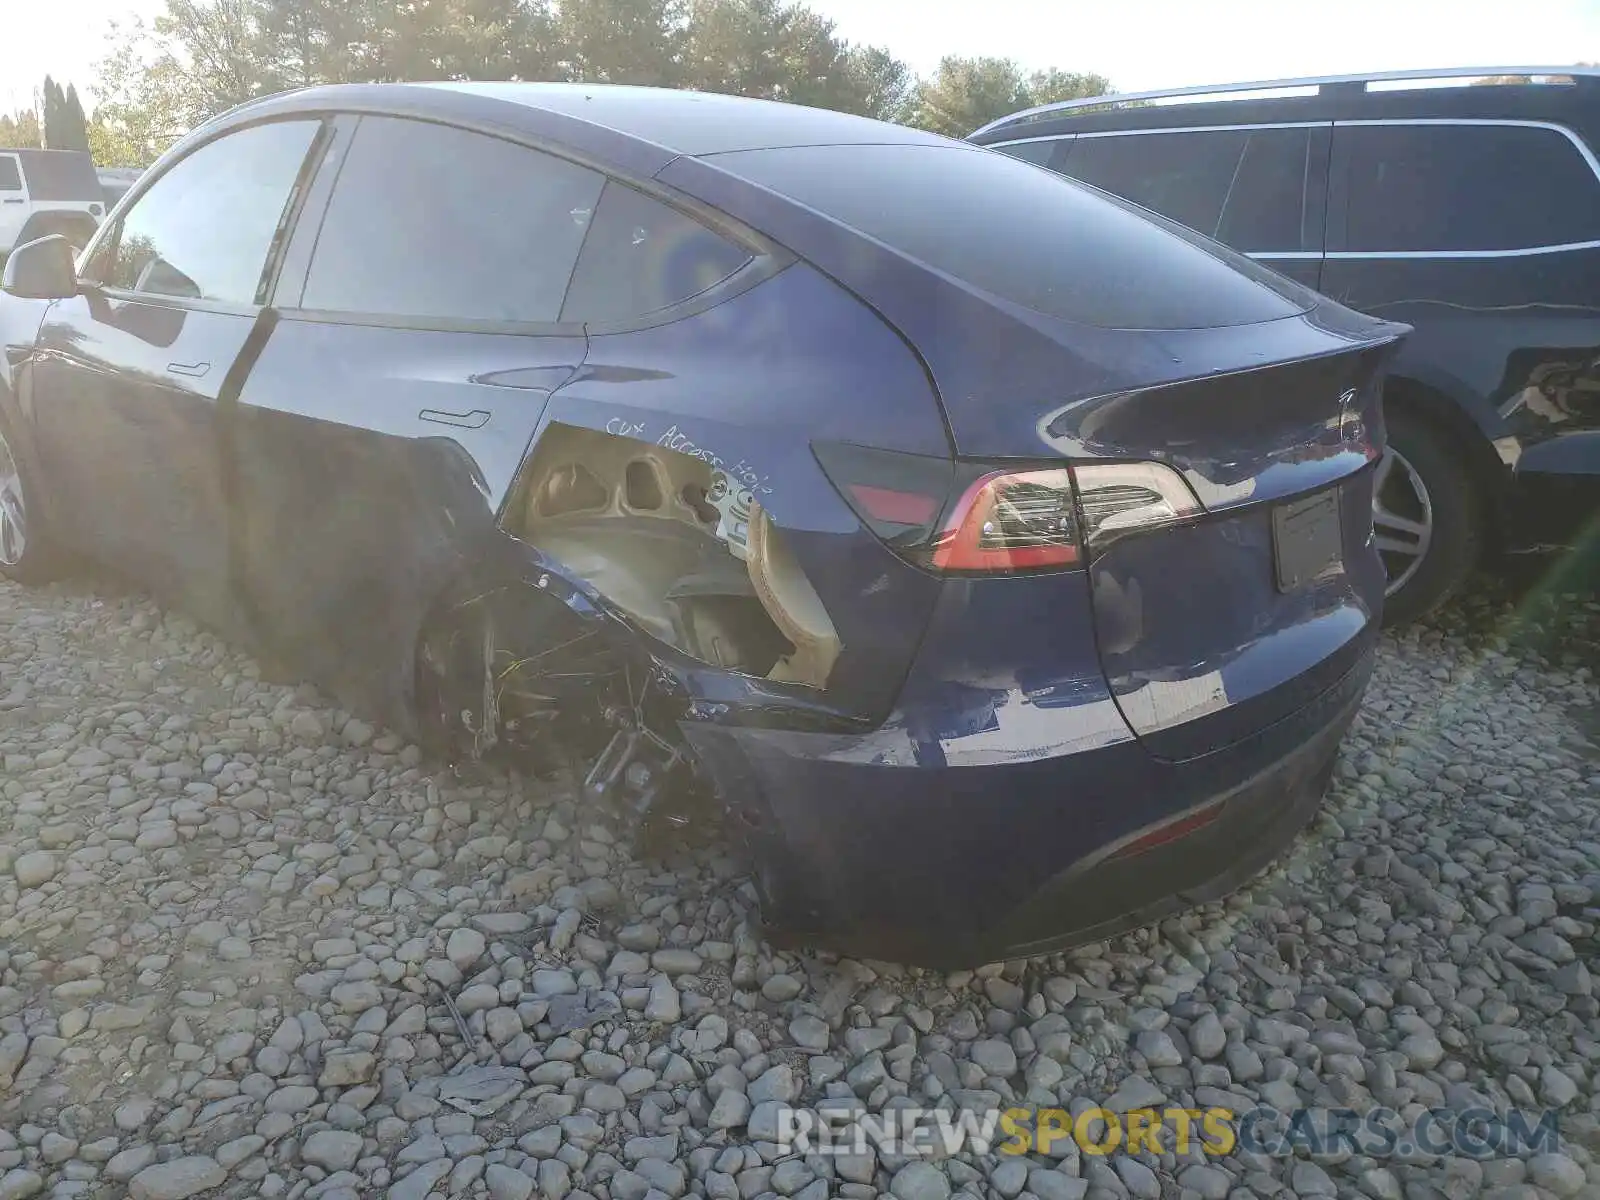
[[1334, 117, 1600, 184], [985, 134, 1076, 148], [993, 117, 1600, 261], [1074, 121, 1330, 138], [970, 64, 1598, 136], [986, 122, 1328, 151], [1332, 118, 1600, 257]]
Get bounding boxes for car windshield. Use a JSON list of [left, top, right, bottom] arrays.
[[713, 141, 1314, 329]]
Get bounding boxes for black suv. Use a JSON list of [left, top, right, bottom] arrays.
[[972, 66, 1600, 623]]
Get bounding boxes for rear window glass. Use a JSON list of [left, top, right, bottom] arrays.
[[720, 143, 1310, 329], [561, 181, 752, 323]]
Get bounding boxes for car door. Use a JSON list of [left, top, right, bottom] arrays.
[[27, 118, 325, 635], [230, 114, 598, 723], [0, 153, 29, 251]]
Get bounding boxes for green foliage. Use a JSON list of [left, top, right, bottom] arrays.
[[85, 0, 1112, 165], [0, 109, 42, 149], [911, 57, 1110, 137], [39, 77, 94, 152]]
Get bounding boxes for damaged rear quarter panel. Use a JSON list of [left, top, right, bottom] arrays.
[[505, 261, 952, 722]]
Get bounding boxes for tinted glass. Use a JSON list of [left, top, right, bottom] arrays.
[[302, 117, 605, 323], [1063, 128, 1315, 252], [0, 157, 20, 191], [1341, 124, 1600, 252], [720, 143, 1309, 329], [561, 181, 751, 323], [1216, 128, 1315, 251], [96, 120, 318, 303], [993, 139, 1062, 167], [1067, 130, 1251, 234]]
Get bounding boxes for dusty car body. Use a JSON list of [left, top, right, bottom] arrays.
[[0, 83, 1405, 966]]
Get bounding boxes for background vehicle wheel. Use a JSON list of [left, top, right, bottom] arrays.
[[0, 419, 60, 584], [1375, 407, 1481, 626]]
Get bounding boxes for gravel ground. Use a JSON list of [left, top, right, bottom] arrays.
[[0, 571, 1597, 1200]]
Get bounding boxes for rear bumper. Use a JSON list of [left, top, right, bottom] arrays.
[[687, 631, 1373, 968], [985, 661, 1358, 960]]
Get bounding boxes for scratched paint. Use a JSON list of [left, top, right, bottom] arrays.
[[601, 415, 771, 495]]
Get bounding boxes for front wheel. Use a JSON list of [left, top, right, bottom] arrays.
[[1374, 409, 1481, 626], [0, 418, 60, 584]]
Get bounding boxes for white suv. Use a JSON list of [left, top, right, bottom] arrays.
[[0, 148, 105, 255]]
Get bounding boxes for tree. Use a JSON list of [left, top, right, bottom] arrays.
[[677, 0, 911, 120], [61, 85, 92, 152], [910, 56, 1030, 137], [0, 109, 41, 149], [85, 0, 1111, 161], [843, 44, 915, 123], [1026, 67, 1110, 108], [39, 79, 93, 153], [555, 0, 687, 86], [253, 0, 366, 87], [90, 19, 206, 165], [909, 56, 1109, 136]]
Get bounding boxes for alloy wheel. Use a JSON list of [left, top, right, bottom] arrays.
[[0, 426, 27, 568], [1372, 446, 1432, 597]]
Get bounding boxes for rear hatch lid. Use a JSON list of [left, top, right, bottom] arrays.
[[664, 140, 1407, 757], [1066, 344, 1397, 759]]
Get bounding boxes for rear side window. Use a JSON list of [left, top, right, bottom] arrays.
[[1215, 128, 1316, 251], [0, 157, 20, 191], [1068, 130, 1251, 235], [92, 120, 320, 304], [301, 117, 605, 323], [1339, 123, 1600, 252], [1065, 127, 1316, 252], [561, 181, 752, 323], [720, 142, 1310, 329], [992, 139, 1064, 168]]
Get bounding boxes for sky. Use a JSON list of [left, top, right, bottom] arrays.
[[4, 0, 1598, 115]]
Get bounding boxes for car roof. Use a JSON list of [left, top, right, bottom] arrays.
[[426, 82, 946, 155], [224, 81, 947, 164]]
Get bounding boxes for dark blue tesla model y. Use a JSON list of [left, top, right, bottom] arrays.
[[0, 83, 1406, 965]]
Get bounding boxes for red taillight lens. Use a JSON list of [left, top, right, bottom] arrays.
[[815, 442, 1200, 577], [930, 468, 1079, 573]]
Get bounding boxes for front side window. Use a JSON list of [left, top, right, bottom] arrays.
[[560, 181, 752, 323], [90, 120, 320, 303], [1340, 123, 1600, 252], [0, 157, 21, 192], [300, 117, 605, 324]]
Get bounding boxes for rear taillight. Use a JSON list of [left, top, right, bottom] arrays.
[[815, 442, 1202, 577], [1072, 462, 1201, 548], [930, 468, 1078, 572]]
